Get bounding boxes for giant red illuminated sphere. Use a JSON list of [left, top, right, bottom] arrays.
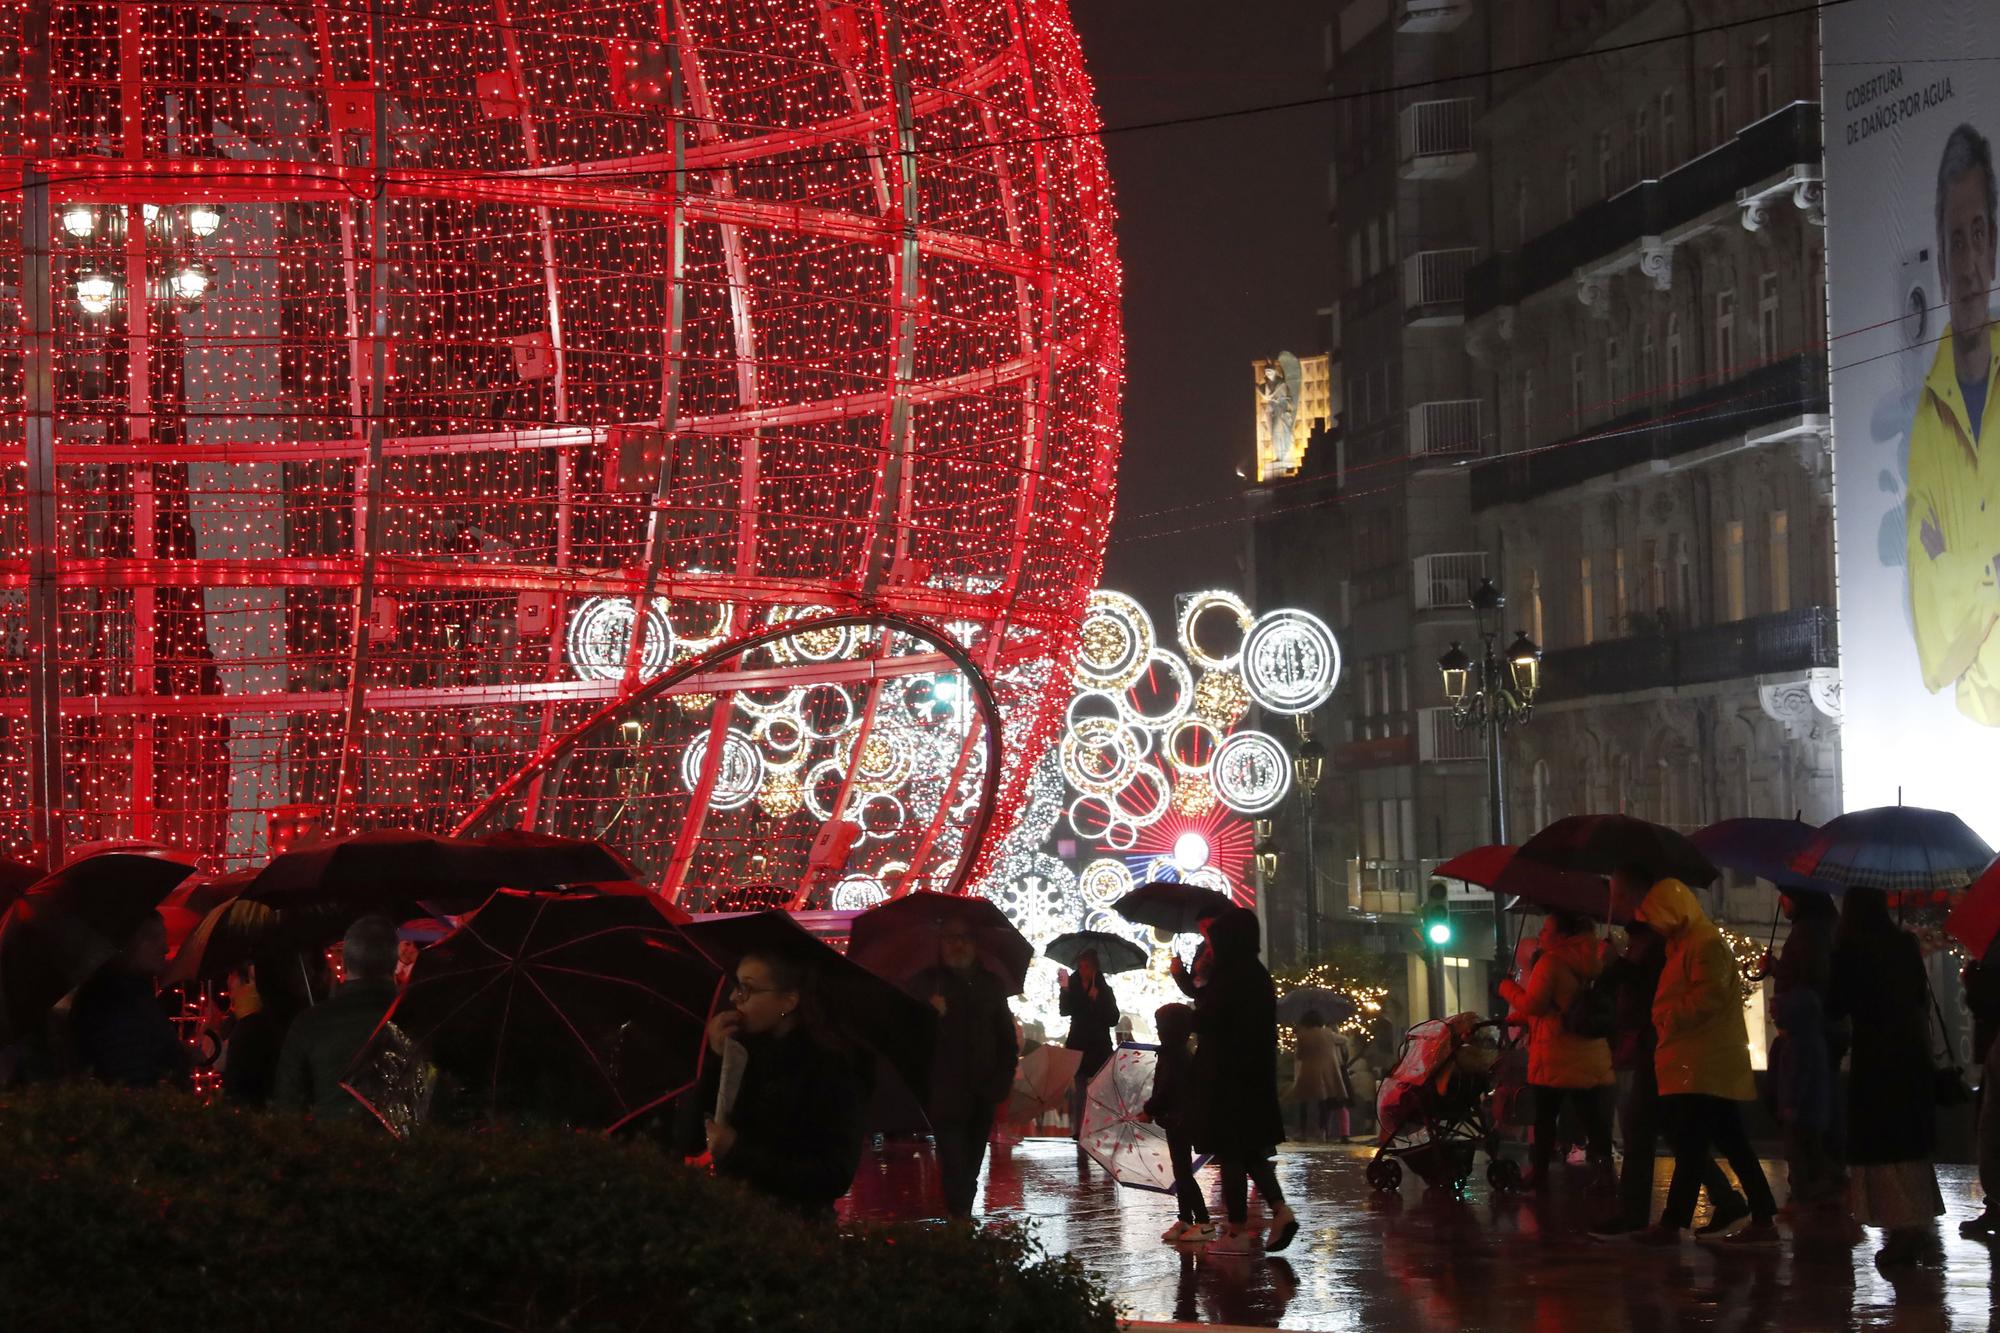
[[5, 0, 1122, 900]]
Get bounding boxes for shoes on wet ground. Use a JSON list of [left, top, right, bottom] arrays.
[[1632, 1223, 1686, 1247], [1160, 1221, 1192, 1242], [1586, 1215, 1646, 1241], [1693, 1197, 1751, 1235], [1961, 1210, 2000, 1240], [1712, 1220, 1781, 1248], [1208, 1225, 1259, 1254], [1179, 1221, 1216, 1244], [1264, 1206, 1299, 1253]]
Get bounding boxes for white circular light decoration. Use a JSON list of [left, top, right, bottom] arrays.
[[1177, 590, 1254, 672], [1079, 858, 1135, 908], [567, 596, 672, 682], [1111, 760, 1172, 829], [1172, 831, 1212, 873], [832, 875, 888, 911], [679, 729, 764, 810], [1120, 649, 1194, 733], [1241, 608, 1340, 715], [1210, 729, 1294, 815], [1073, 589, 1155, 691], [1163, 718, 1222, 774], [1060, 716, 1142, 796]]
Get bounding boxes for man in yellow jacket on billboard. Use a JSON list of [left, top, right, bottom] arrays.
[[1908, 123, 2000, 722]]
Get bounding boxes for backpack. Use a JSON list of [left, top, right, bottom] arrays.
[[1562, 971, 1618, 1040]]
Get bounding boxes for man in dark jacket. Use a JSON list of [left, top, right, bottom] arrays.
[[71, 911, 189, 1089], [274, 916, 400, 1120], [1763, 888, 1845, 1207], [909, 926, 1018, 1218]]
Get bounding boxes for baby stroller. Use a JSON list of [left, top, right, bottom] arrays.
[[1364, 1013, 1522, 1193]]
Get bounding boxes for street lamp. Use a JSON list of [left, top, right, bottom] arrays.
[[1435, 576, 1543, 992], [1292, 716, 1326, 960]]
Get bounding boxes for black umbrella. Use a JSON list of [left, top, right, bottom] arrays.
[[1514, 814, 1719, 887], [846, 891, 1033, 995], [681, 909, 939, 1105], [1789, 805, 1994, 893], [1044, 930, 1149, 976], [1111, 881, 1233, 935], [1276, 987, 1358, 1028], [344, 889, 722, 1133], [241, 828, 633, 910], [0, 847, 197, 1043], [160, 896, 355, 990]]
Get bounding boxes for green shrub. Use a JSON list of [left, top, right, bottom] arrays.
[[0, 1085, 1116, 1333]]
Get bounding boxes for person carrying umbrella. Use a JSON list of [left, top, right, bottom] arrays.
[[1059, 949, 1120, 1162], [1760, 887, 1845, 1210], [273, 916, 401, 1120], [1189, 907, 1297, 1254], [686, 945, 873, 1218], [1611, 867, 1779, 1247], [1497, 911, 1615, 1191], [907, 924, 1018, 1219], [69, 911, 188, 1090]]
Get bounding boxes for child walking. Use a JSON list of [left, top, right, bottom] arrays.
[[1147, 1002, 1213, 1242]]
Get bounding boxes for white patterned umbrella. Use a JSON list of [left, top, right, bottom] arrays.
[[1080, 1044, 1201, 1192]]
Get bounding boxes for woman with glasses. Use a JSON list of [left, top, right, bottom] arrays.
[[681, 950, 871, 1217]]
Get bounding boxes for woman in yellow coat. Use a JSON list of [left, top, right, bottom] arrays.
[[1499, 911, 1615, 1188], [1622, 873, 1780, 1245]]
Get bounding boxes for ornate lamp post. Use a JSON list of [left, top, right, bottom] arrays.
[[1292, 716, 1326, 959], [1436, 577, 1543, 988]]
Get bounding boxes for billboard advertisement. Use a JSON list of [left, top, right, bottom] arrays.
[[1825, 2, 2000, 836]]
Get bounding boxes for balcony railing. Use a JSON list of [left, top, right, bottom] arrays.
[[1467, 102, 1821, 319], [1413, 551, 1486, 611], [1470, 354, 1827, 509], [1403, 247, 1477, 324], [1400, 99, 1476, 178], [1417, 705, 1483, 761], [1537, 605, 1837, 703], [1409, 398, 1483, 459], [1397, 0, 1471, 32]]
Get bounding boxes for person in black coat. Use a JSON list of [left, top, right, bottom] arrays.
[[70, 912, 188, 1090], [1059, 950, 1119, 1161], [1189, 907, 1296, 1253], [684, 949, 872, 1218], [908, 925, 1018, 1218], [1828, 888, 1943, 1271], [1145, 1001, 1212, 1241], [1962, 955, 2000, 1237]]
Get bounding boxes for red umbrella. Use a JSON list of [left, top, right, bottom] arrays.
[[1949, 860, 2000, 961], [1515, 815, 1717, 886], [1438, 844, 1615, 920], [847, 891, 1032, 995]]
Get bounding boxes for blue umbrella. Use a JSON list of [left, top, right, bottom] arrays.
[[1690, 818, 1845, 895], [1789, 806, 1994, 893]]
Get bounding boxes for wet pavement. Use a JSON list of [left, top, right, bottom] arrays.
[[973, 1139, 2000, 1331]]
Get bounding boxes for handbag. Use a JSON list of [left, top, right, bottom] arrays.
[[1925, 976, 1975, 1107]]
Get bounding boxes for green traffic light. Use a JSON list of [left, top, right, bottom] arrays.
[[1426, 919, 1453, 947]]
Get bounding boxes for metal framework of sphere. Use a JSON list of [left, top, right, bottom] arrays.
[[0, 0, 1124, 906]]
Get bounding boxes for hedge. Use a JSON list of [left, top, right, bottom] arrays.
[[0, 1086, 1116, 1333]]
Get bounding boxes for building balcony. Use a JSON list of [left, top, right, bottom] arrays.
[[1417, 705, 1483, 762], [1403, 247, 1477, 326], [1348, 858, 1492, 916], [1466, 101, 1821, 320], [1537, 605, 1836, 703], [1469, 354, 1827, 510], [1408, 398, 1483, 461], [1397, 0, 1472, 32], [1399, 99, 1476, 179], [1413, 550, 1486, 612], [1333, 734, 1416, 770]]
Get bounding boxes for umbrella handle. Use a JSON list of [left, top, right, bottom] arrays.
[[299, 954, 316, 1005]]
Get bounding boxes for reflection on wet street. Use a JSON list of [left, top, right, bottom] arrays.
[[977, 1139, 2000, 1331]]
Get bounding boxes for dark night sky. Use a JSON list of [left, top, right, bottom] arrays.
[[1069, 1, 1339, 613]]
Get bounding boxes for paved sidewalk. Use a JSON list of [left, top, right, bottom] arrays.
[[978, 1139, 2000, 1331]]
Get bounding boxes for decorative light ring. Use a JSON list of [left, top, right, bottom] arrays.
[[1079, 858, 1135, 909], [1066, 794, 1117, 842], [1119, 648, 1194, 734], [1192, 670, 1254, 728], [1060, 715, 1140, 796], [678, 728, 763, 811], [1241, 609, 1341, 715], [1163, 718, 1222, 775], [666, 599, 731, 655], [566, 596, 672, 682], [1083, 907, 1152, 951], [755, 712, 806, 757], [1110, 759, 1172, 829], [804, 759, 847, 823], [849, 731, 913, 794], [757, 771, 806, 819], [1101, 817, 1141, 852], [831, 875, 888, 912], [1180, 866, 1234, 896], [1073, 589, 1155, 691], [1210, 729, 1294, 815], [1177, 590, 1254, 672], [1065, 687, 1125, 734], [856, 792, 907, 840], [798, 683, 856, 741], [736, 685, 807, 721]]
